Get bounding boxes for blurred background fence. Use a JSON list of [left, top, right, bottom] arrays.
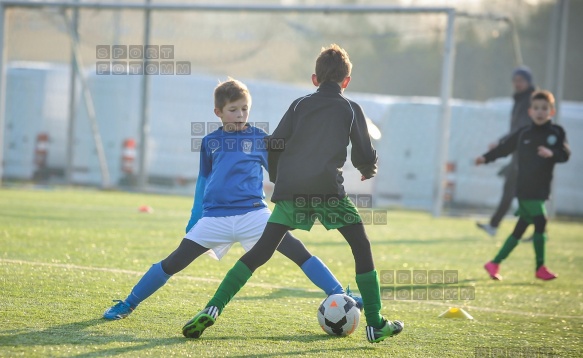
[[1, 0, 581, 216]]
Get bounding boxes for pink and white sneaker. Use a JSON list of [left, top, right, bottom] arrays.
[[535, 266, 558, 280], [484, 261, 502, 281]]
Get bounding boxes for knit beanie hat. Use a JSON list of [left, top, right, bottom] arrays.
[[512, 66, 533, 85]]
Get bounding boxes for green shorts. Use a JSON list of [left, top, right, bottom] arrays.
[[268, 196, 362, 231], [515, 200, 546, 224]]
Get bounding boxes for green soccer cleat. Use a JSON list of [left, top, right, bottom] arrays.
[[182, 306, 219, 338], [366, 318, 404, 343]]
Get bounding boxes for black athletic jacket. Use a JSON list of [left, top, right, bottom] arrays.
[[267, 81, 378, 202], [483, 121, 570, 200], [498, 86, 536, 176]]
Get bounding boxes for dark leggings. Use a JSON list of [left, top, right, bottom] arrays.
[[511, 215, 547, 239], [241, 222, 375, 274], [338, 223, 375, 274], [160, 230, 313, 276], [161, 239, 208, 275], [490, 166, 518, 228]]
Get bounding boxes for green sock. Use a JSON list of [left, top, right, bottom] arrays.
[[493, 235, 520, 263], [355, 270, 384, 329], [206, 260, 253, 314], [533, 232, 547, 270]]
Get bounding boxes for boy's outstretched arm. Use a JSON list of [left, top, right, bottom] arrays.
[[478, 128, 522, 165], [186, 140, 211, 233], [350, 104, 378, 180]]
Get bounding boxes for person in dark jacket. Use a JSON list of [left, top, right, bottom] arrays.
[[477, 66, 536, 237], [182, 44, 404, 344], [476, 90, 570, 281]]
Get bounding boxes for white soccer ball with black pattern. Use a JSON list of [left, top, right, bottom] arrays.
[[317, 294, 360, 336]]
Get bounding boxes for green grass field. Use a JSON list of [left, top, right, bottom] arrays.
[[1, 187, 582, 357]]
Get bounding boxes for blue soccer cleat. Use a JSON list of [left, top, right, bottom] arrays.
[[345, 285, 364, 311], [103, 300, 134, 320]]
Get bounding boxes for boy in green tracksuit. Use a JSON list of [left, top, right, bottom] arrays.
[[182, 44, 404, 343], [476, 90, 570, 280]]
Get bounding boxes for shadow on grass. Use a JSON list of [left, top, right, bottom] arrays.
[[69, 331, 373, 358], [309, 237, 472, 247], [70, 337, 187, 358], [0, 319, 157, 350], [204, 333, 333, 343], [0, 318, 188, 357], [202, 334, 377, 358], [229, 346, 377, 357], [0, 319, 110, 345], [468, 275, 547, 286], [489, 281, 546, 287], [235, 288, 323, 301], [0, 318, 368, 357]]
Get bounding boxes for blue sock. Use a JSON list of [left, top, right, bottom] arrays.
[[301, 256, 344, 295], [125, 262, 171, 309]]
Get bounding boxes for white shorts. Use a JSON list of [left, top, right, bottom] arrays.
[[184, 207, 271, 260]]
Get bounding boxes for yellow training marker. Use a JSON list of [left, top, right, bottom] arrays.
[[438, 307, 473, 319]]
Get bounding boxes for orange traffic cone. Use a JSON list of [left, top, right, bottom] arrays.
[[138, 205, 153, 213]]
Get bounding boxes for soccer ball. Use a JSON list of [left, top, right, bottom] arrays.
[[317, 294, 360, 336]]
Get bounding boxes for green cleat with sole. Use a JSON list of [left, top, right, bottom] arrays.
[[182, 306, 219, 338], [366, 318, 404, 343]]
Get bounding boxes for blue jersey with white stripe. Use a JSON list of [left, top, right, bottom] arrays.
[[186, 125, 269, 232]]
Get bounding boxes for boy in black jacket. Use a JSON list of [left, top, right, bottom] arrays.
[[182, 44, 404, 343], [476, 90, 570, 281]]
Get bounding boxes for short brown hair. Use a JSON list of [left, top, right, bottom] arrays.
[[214, 78, 251, 110], [531, 90, 555, 108], [315, 44, 352, 84]]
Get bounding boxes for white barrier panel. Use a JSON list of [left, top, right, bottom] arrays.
[[3, 62, 582, 215]]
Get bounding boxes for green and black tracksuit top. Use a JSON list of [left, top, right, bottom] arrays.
[[267, 81, 378, 202], [483, 121, 570, 200]]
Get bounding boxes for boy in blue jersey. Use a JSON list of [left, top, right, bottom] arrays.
[[103, 78, 360, 320], [182, 45, 403, 344]]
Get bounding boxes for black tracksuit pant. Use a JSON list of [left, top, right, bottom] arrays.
[[490, 166, 518, 228]]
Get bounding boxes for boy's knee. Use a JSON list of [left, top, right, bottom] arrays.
[[533, 215, 547, 233], [511, 218, 529, 239], [160, 257, 179, 275], [240, 251, 270, 272]]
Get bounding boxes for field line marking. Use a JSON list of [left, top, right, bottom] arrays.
[[0, 258, 320, 292], [2, 258, 582, 319], [397, 300, 583, 319]]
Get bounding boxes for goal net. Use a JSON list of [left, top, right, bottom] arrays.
[[8, 3, 575, 215]]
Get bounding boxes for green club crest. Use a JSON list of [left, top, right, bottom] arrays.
[[547, 135, 557, 146]]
